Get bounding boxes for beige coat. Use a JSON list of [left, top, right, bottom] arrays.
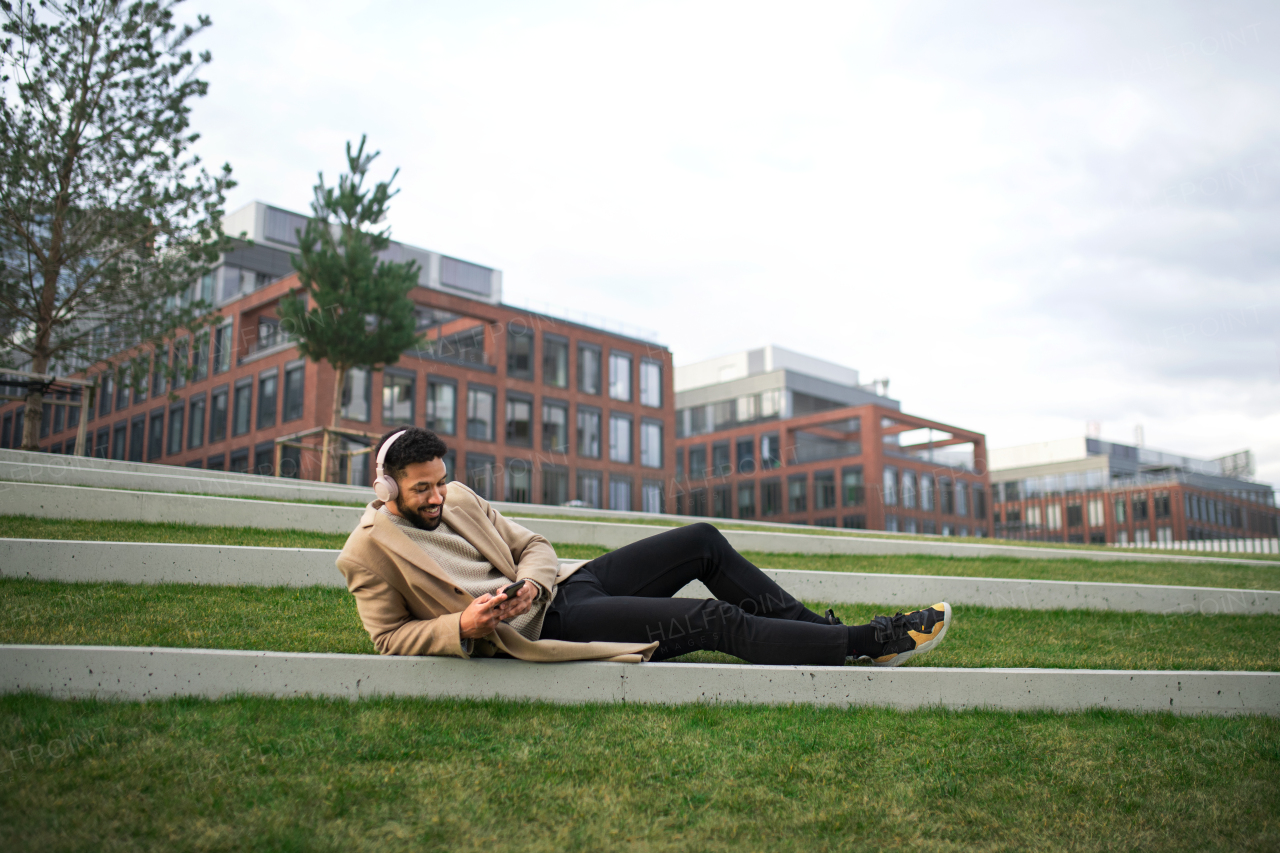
[[336, 482, 658, 663]]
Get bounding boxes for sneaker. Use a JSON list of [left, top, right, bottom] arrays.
[[824, 608, 844, 626], [870, 602, 951, 667]]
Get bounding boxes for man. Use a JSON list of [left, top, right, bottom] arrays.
[[337, 427, 951, 666]]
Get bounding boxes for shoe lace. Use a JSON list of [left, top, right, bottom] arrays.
[[872, 612, 911, 644]]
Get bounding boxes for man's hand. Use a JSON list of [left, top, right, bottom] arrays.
[[459, 581, 541, 639]]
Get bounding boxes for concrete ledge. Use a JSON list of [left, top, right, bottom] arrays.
[[5, 481, 1277, 567], [3, 539, 1276, 615], [2, 645, 1276, 716]]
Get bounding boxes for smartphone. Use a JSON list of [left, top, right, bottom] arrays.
[[497, 580, 526, 601]]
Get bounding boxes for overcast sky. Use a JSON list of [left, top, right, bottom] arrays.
[[187, 0, 1280, 485]]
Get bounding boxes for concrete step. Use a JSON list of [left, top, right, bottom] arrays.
[[3, 539, 1276, 615], [5, 481, 1277, 567], [3, 644, 1275, 716]]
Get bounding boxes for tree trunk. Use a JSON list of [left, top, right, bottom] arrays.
[[19, 353, 50, 451], [326, 364, 348, 483]]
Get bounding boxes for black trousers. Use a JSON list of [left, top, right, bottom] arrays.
[[537, 522, 849, 665]]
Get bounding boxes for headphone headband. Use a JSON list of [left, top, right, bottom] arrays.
[[377, 430, 409, 472]]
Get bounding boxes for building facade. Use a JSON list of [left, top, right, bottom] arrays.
[[0, 202, 676, 512], [989, 438, 1279, 545], [672, 347, 990, 533]]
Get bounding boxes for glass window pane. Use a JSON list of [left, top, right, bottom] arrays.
[[608, 352, 631, 401], [341, 368, 371, 422], [609, 414, 632, 463], [257, 372, 277, 430], [578, 345, 600, 394], [283, 365, 305, 422], [543, 335, 569, 388], [505, 396, 532, 446], [426, 381, 456, 435], [382, 372, 415, 426], [466, 388, 495, 441], [640, 360, 662, 408], [507, 324, 534, 379], [577, 408, 600, 458], [542, 403, 569, 453], [640, 420, 662, 468]]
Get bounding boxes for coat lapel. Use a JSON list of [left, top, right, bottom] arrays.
[[365, 503, 464, 592]]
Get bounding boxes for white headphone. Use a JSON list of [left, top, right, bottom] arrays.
[[373, 429, 409, 502]]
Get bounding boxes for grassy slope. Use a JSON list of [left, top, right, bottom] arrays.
[[3, 515, 1276, 589], [3, 579, 1278, 672], [1, 695, 1277, 852]]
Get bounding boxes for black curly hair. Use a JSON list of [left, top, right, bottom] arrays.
[[375, 428, 449, 482]]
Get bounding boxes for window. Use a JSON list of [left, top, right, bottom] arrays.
[[901, 470, 917, 509], [843, 514, 868, 529], [232, 379, 252, 437], [147, 409, 164, 460], [738, 482, 756, 518], [213, 322, 233, 373], [341, 368, 371, 422], [426, 379, 457, 435], [280, 445, 301, 479], [1067, 502, 1083, 527], [940, 478, 955, 514], [1047, 503, 1063, 530], [688, 445, 706, 479], [713, 485, 732, 518], [115, 368, 130, 410], [507, 323, 534, 380], [506, 394, 533, 446], [207, 454, 225, 471], [98, 373, 113, 417], [542, 466, 569, 506], [151, 345, 168, 397], [1153, 492, 1171, 519], [506, 459, 532, 503], [761, 432, 782, 469], [543, 334, 569, 388], [788, 475, 808, 513], [761, 478, 782, 517], [885, 514, 899, 533], [379, 370, 415, 426], [94, 426, 108, 458], [956, 481, 968, 517], [577, 470, 602, 508], [640, 359, 662, 408], [128, 416, 145, 462], [675, 447, 684, 482], [640, 420, 662, 468], [642, 480, 664, 514], [256, 316, 281, 352], [466, 386, 495, 441], [1087, 497, 1105, 527], [736, 437, 755, 474], [690, 488, 707, 516], [254, 441, 275, 476], [609, 475, 632, 511], [882, 466, 898, 506], [167, 404, 184, 455], [974, 486, 986, 520], [465, 453, 496, 499], [193, 331, 209, 382], [1, 413, 10, 449], [230, 448, 250, 473], [1132, 493, 1149, 522], [209, 386, 228, 444], [53, 396, 65, 434], [815, 471, 836, 511], [188, 395, 206, 449], [712, 441, 731, 477], [609, 413, 632, 463], [111, 421, 127, 460], [608, 351, 632, 401], [542, 401, 569, 454], [257, 369, 278, 430], [282, 362, 305, 422], [172, 338, 188, 389], [842, 466, 865, 506], [578, 344, 601, 394], [577, 407, 601, 458]]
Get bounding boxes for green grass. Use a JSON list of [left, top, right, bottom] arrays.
[[3, 579, 1278, 672], [1, 694, 1277, 852], [3, 515, 1276, 590]]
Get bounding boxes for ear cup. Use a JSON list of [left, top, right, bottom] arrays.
[[374, 474, 399, 502]]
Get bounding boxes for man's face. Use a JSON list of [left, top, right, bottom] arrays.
[[387, 458, 449, 530]]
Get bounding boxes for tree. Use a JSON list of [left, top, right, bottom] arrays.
[[278, 135, 421, 442], [0, 0, 233, 450]]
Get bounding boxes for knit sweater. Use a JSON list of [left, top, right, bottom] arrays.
[[379, 507, 554, 642]]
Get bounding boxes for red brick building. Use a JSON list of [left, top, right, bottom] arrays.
[[0, 203, 676, 512], [989, 439, 1279, 545], [672, 347, 990, 533]]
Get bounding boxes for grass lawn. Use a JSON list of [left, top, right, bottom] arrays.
[[3, 515, 1276, 590], [3, 578, 1278, 672], [1, 694, 1277, 852]]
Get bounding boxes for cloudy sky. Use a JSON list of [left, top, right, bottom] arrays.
[[188, 0, 1280, 485]]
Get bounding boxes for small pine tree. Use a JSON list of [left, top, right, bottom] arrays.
[[278, 136, 421, 440]]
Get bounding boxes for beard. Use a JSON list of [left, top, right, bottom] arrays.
[[395, 494, 444, 531]]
